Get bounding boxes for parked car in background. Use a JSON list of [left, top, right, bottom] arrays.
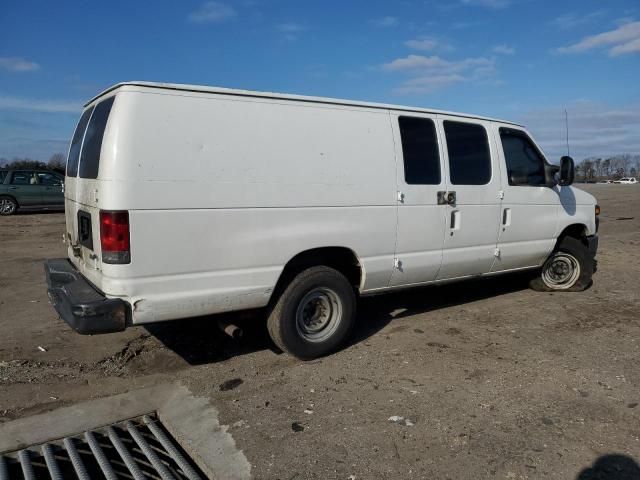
[[598, 180, 614, 184], [614, 177, 637, 184], [0, 169, 64, 215]]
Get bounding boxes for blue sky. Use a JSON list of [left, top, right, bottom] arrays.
[[1, 0, 639, 162]]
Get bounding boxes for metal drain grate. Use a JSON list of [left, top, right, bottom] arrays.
[[0, 414, 205, 480]]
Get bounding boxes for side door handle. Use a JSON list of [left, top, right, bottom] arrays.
[[450, 210, 461, 230], [8, 186, 18, 190], [502, 208, 511, 226]]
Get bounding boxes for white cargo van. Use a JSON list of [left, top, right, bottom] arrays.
[[45, 82, 599, 359]]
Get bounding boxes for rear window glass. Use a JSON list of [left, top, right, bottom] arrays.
[[0, 171, 7, 183], [443, 121, 491, 185], [398, 116, 441, 185], [66, 107, 94, 177], [79, 96, 115, 179]]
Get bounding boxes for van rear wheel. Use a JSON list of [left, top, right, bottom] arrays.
[[267, 266, 356, 359], [0, 196, 17, 216], [530, 236, 593, 292]]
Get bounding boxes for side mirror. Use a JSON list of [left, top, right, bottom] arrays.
[[559, 156, 575, 186]]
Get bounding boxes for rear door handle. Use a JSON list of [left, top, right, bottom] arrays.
[[8, 186, 17, 190]]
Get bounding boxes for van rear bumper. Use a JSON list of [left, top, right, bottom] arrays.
[[44, 259, 128, 334]]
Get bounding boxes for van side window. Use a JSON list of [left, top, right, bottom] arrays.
[[79, 96, 115, 179], [443, 121, 491, 185], [398, 116, 441, 185], [67, 107, 94, 177], [499, 129, 546, 186]]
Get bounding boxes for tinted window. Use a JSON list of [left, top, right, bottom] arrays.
[[79, 97, 115, 179], [443, 121, 491, 185], [67, 107, 94, 177], [11, 171, 36, 185], [500, 129, 546, 186], [0, 171, 6, 183], [398, 116, 441, 185], [37, 172, 63, 185]]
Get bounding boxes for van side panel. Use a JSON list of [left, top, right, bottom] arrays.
[[96, 90, 398, 324]]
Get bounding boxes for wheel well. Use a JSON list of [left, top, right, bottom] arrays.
[[0, 194, 18, 206], [557, 224, 588, 246], [272, 247, 363, 300]]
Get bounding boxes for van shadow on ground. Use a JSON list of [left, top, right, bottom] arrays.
[[576, 454, 640, 480], [145, 272, 533, 366]]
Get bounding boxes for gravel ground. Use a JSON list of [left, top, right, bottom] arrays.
[[0, 184, 639, 479]]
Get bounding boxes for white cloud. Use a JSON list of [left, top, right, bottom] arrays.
[[520, 102, 640, 160], [556, 21, 640, 56], [610, 37, 640, 55], [188, 2, 236, 23], [394, 74, 465, 94], [493, 44, 515, 55], [550, 10, 606, 30], [0, 57, 40, 72], [383, 54, 493, 73], [460, 0, 510, 9], [405, 38, 438, 51], [405, 37, 454, 52], [381, 54, 496, 94], [371, 16, 399, 27], [0, 96, 81, 113]]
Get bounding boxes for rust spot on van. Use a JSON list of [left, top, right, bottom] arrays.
[[133, 299, 146, 312]]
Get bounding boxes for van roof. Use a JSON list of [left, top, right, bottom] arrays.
[[87, 81, 523, 127]]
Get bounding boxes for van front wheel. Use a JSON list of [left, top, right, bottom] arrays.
[[267, 266, 356, 359], [530, 236, 593, 292]]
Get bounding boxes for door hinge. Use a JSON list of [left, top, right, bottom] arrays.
[[397, 190, 405, 203], [498, 190, 504, 200], [494, 248, 501, 258]]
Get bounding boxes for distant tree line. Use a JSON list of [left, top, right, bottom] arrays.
[[0, 153, 66, 174], [575, 154, 640, 183]]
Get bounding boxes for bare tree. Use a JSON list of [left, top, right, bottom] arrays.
[[48, 153, 66, 173]]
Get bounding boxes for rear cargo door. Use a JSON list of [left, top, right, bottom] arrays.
[[389, 113, 447, 286], [64, 96, 115, 270]]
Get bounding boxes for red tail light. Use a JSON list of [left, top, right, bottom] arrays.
[[100, 210, 130, 264]]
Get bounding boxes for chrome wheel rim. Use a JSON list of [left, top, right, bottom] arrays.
[[0, 199, 16, 215], [542, 252, 580, 289], [295, 287, 342, 342]]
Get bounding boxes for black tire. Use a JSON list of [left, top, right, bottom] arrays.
[[267, 266, 356, 359], [0, 196, 17, 216], [530, 236, 593, 292]]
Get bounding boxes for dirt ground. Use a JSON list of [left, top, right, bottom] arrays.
[[1, 184, 639, 479]]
